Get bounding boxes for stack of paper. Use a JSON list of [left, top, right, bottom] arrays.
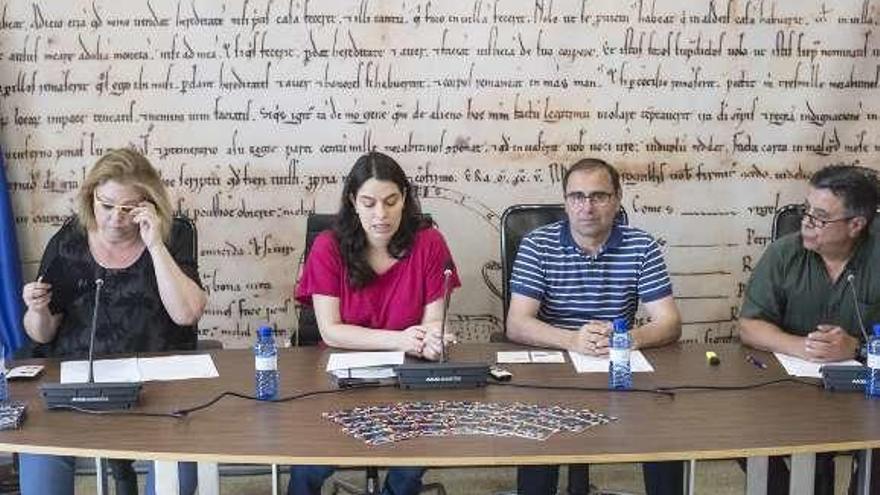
[[325, 351, 405, 379]]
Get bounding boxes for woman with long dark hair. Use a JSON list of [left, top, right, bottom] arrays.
[[290, 152, 461, 495]]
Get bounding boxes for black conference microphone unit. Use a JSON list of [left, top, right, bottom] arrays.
[[41, 278, 142, 410], [396, 261, 489, 389], [819, 273, 869, 392]]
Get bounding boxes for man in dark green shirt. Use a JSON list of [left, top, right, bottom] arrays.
[[740, 164, 879, 495]]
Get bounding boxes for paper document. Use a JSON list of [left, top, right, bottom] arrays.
[[567, 350, 654, 373], [326, 351, 404, 380], [326, 351, 405, 371], [60, 354, 219, 383], [496, 351, 565, 364], [773, 352, 861, 378]]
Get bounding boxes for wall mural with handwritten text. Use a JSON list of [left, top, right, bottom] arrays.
[[3, 0, 878, 347]]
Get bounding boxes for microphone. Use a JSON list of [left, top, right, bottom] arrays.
[[40, 275, 141, 410], [396, 259, 489, 389], [846, 273, 870, 342], [439, 261, 454, 363]]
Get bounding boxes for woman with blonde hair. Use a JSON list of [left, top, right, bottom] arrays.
[[19, 148, 206, 495]]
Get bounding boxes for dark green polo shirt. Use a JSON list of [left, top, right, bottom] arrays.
[[740, 231, 880, 342]]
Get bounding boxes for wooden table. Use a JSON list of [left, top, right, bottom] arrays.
[[1, 343, 877, 495]]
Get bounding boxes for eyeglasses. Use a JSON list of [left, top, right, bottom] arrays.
[[564, 191, 615, 208], [798, 204, 854, 229], [94, 193, 140, 216]]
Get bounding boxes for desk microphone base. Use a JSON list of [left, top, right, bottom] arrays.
[[820, 365, 867, 392], [396, 362, 489, 389], [40, 382, 141, 411]]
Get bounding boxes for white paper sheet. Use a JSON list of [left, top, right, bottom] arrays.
[[496, 351, 566, 364], [61, 358, 140, 383], [496, 351, 532, 363], [136, 354, 219, 381], [60, 354, 219, 383], [529, 351, 565, 363], [773, 352, 862, 378], [325, 352, 405, 372], [567, 350, 655, 373]]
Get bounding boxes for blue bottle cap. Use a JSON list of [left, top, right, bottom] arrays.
[[612, 318, 628, 333], [258, 326, 273, 338], [873, 324, 880, 337]]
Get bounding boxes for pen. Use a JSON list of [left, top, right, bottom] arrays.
[[745, 354, 767, 369]]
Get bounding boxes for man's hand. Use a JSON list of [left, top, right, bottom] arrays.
[[571, 320, 611, 356], [804, 325, 860, 362]]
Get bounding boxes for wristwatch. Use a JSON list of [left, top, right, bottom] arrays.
[[858, 343, 867, 361]]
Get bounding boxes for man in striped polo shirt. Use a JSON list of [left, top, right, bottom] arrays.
[[507, 158, 683, 495]]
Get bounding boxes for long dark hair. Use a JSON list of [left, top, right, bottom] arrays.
[[334, 152, 429, 288]]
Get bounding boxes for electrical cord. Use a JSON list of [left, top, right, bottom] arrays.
[[655, 377, 823, 392], [489, 381, 676, 397], [172, 382, 397, 417], [51, 377, 823, 418]]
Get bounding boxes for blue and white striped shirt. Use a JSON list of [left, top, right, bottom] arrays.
[[510, 220, 672, 329]]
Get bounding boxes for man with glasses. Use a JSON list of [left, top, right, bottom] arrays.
[[740, 165, 880, 494], [506, 158, 683, 495]]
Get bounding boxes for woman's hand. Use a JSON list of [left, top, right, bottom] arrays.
[[22, 277, 52, 313], [398, 326, 427, 357], [131, 201, 163, 249]]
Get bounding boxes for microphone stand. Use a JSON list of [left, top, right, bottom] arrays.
[[396, 263, 488, 389], [87, 279, 103, 384], [40, 276, 142, 410]]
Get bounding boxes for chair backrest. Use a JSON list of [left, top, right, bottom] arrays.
[[499, 204, 628, 333], [771, 204, 804, 241], [169, 215, 200, 351], [772, 204, 880, 240], [294, 213, 336, 346]]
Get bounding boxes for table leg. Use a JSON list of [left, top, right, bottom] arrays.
[[685, 459, 695, 495], [272, 463, 280, 495], [94, 457, 108, 495], [746, 456, 768, 495], [197, 462, 219, 495], [155, 460, 180, 494], [789, 453, 815, 495], [856, 449, 872, 495]]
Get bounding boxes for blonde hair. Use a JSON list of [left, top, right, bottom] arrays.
[[76, 149, 173, 241]]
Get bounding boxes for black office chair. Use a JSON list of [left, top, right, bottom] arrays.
[[498, 204, 629, 495], [772, 203, 880, 240], [293, 213, 445, 495]]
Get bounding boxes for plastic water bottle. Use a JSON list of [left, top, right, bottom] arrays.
[[866, 324, 880, 398], [609, 318, 632, 390], [254, 326, 279, 400]]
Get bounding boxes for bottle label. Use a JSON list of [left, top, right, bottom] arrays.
[[609, 348, 630, 364], [256, 355, 277, 371], [869, 354, 880, 369]]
